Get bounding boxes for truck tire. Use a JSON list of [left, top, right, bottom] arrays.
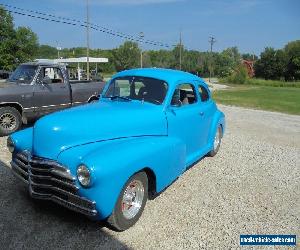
[[208, 125, 222, 157], [0, 107, 22, 137], [107, 172, 148, 231]]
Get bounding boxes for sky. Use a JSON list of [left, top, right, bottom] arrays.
[[1, 0, 300, 55]]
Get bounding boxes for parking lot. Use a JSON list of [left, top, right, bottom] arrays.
[[0, 105, 299, 249]]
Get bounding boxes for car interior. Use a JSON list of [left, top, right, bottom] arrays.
[[171, 84, 197, 106]]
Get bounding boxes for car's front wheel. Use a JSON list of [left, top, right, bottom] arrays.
[[208, 125, 222, 157], [107, 172, 148, 231]]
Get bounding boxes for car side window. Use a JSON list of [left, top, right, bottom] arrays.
[[39, 67, 64, 84], [171, 84, 197, 107], [198, 85, 210, 102]]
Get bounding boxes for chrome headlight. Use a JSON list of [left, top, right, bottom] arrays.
[[7, 137, 15, 153], [77, 164, 91, 187]]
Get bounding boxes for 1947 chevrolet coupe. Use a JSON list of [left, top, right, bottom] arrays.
[[8, 68, 225, 231]]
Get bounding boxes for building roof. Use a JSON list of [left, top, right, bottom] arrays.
[[35, 57, 108, 64], [55, 57, 109, 63]]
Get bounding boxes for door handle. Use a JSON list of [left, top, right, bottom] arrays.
[[199, 112, 204, 116]]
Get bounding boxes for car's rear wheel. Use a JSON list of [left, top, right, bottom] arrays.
[[208, 125, 222, 157], [107, 172, 148, 231], [0, 107, 22, 137]]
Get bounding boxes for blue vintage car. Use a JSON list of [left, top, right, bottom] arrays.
[[8, 68, 225, 231]]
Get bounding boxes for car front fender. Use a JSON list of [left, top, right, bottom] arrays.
[[57, 136, 186, 219], [10, 127, 33, 153]]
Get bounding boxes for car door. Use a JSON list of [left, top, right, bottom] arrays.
[[33, 66, 71, 116], [195, 81, 215, 148], [166, 82, 206, 165]]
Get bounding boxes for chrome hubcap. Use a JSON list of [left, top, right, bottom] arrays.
[[121, 180, 144, 220], [213, 128, 220, 150], [0, 113, 16, 130]]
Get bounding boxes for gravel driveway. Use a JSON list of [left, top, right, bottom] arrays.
[[0, 105, 299, 249]]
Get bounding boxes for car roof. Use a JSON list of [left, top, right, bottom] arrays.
[[114, 68, 206, 86]]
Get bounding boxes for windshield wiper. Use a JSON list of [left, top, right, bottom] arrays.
[[109, 95, 132, 101]]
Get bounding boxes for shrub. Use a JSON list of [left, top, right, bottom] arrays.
[[226, 64, 249, 84]]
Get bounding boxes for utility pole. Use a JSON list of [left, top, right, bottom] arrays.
[[86, 0, 90, 80], [208, 36, 216, 83], [139, 32, 144, 68], [56, 41, 61, 59], [179, 31, 182, 70]]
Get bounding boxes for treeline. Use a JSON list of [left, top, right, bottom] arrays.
[[37, 42, 246, 78], [37, 40, 300, 82]]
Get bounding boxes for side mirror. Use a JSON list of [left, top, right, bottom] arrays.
[[42, 76, 51, 85]]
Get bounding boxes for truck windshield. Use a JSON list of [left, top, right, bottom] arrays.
[[103, 76, 168, 105], [9, 65, 37, 84]]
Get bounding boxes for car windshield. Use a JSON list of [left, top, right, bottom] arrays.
[[103, 76, 168, 105], [8, 65, 37, 84]]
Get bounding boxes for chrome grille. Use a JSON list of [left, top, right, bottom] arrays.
[[11, 151, 97, 217]]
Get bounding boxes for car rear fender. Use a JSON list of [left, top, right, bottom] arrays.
[[208, 110, 225, 149]]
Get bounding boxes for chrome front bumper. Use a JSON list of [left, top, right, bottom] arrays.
[[11, 151, 97, 217]]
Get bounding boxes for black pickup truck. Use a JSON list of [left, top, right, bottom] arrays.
[[0, 62, 105, 136]]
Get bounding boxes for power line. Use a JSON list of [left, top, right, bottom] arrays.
[[0, 3, 174, 48]]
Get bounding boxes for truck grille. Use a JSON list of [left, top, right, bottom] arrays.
[[11, 151, 97, 217]]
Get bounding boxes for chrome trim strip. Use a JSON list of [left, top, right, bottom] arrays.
[[11, 161, 28, 176], [23, 103, 72, 110], [51, 196, 97, 217], [72, 101, 84, 105], [12, 169, 29, 184], [14, 158, 29, 170]]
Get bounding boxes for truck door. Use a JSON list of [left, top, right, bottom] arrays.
[[33, 66, 71, 116]]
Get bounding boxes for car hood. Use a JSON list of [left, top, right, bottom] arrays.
[[33, 100, 167, 159]]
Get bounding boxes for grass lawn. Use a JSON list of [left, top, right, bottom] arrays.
[[213, 85, 300, 115]]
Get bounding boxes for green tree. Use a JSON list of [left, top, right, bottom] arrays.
[[37, 45, 57, 59], [0, 7, 39, 70], [0, 7, 16, 70], [14, 27, 39, 64], [113, 41, 140, 71], [254, 47, 287, 80], [284, 40, 300, 80], [227, 64, 249, 84], [214, 47, 241, 77]]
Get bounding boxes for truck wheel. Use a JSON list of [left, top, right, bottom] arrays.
[[208, 125, 222, 157], [0, 107, 22, 136], [107, 172, 148, 231]]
